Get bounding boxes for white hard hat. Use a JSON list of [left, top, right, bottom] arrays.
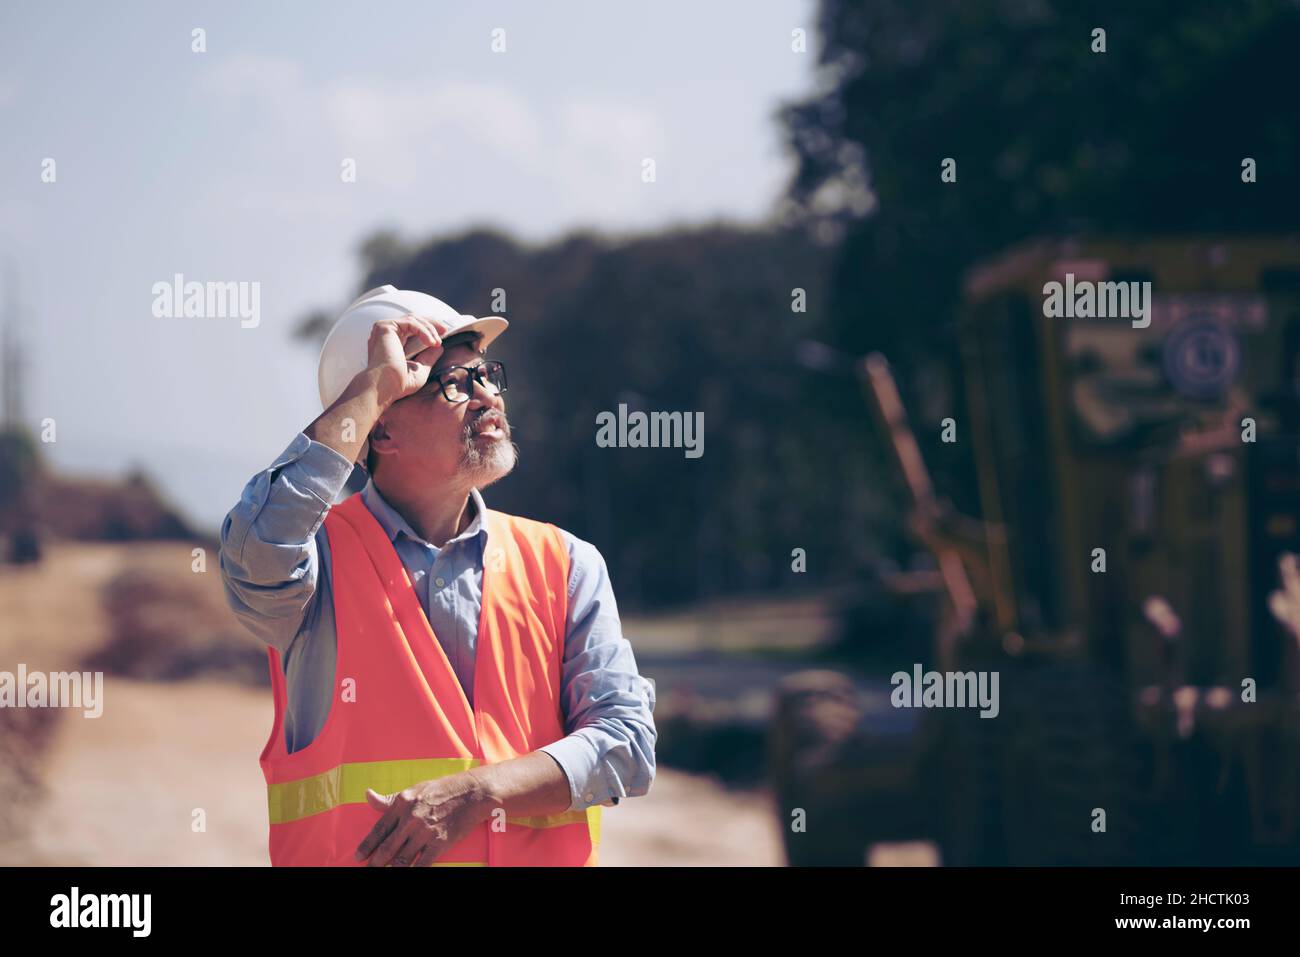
[[317, 284, 508, 410]]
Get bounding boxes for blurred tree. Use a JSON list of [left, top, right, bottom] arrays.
[[0, 426, 41, 513], [779, 0, 1300, 513], [0, 426, 43, 562], [358, 230, 411, 277]]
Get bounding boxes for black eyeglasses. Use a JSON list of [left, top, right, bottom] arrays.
[[420, 360, 508, 404]]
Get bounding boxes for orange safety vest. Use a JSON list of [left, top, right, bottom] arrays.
[[258, 493, 601, 866]]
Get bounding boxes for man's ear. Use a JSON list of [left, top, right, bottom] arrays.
[[368, 419, 395, 458]]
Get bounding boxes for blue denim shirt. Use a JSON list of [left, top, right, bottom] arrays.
[[219, 432, 656, 812]]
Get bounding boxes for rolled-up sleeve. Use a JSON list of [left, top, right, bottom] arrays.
[[539, 533, 657, 812], [219, 432, 357, 653]]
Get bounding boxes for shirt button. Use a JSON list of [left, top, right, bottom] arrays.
[[434, 577, 446, 588]]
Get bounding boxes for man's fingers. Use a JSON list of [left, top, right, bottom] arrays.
[[369, 315, 440, 358], [412, 840, 443, 867], [1281, 552, 1300, 598], [400, 316, 441, 358], [367, 819, 418, 868], [1270, 590, 1289, 623], [411, 344, 444, 366], [369, 832, 413, 868], [408, 314, 442, 347], [408, 314, 451, 348], [424, 310, 452, 333], [355, 795, 400, 862], [388, 834, 422, 868]]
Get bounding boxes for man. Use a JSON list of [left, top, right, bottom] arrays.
[[220, 285, 656, 866]]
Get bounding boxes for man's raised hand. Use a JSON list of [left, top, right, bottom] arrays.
[[366, 313, 451, 406]]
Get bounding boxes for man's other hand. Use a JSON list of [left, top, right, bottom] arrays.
[[355, 774, 490, 867]]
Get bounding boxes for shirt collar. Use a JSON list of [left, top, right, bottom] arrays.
[[359, 477, 488, 549]]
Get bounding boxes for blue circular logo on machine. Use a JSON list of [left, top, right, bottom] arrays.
[[1162, 317, 1241, 399]]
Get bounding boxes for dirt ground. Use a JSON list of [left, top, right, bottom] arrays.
[[0, 542, 786, 866], [2, 676, 785, 867]]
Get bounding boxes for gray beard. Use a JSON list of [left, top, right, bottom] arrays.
[[457, 428, 517, 486]]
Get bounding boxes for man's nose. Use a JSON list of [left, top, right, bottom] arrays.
[[466, 373, 504, 407]]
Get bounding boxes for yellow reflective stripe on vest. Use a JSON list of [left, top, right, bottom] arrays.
[[268, 758, 480, 824], [268, 757, 603, 842]]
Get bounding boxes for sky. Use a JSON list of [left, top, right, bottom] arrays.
[[0, 0, 819, 534]]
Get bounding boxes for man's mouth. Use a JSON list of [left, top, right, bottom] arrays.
[[470, 415, 506, 439]]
